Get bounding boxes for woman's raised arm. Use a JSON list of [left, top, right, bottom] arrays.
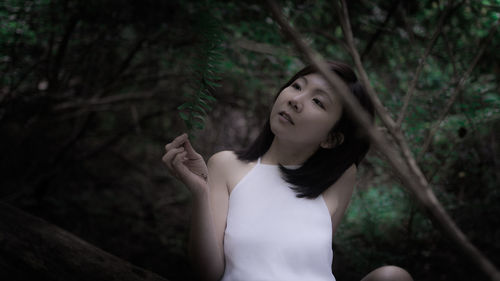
[[162, 134, 229, 281]]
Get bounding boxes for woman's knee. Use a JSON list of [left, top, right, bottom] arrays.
[[360, 265, 413, 281]]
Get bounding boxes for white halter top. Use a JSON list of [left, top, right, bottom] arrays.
[[221, 158, 335, 281]]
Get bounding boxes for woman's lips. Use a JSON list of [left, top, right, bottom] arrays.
[[279, 111, 294, 125]]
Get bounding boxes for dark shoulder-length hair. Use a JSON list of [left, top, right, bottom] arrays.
[[236, 60, 375, 199]]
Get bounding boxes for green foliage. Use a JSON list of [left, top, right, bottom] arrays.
[[177, 1, 224, 132], [1, 0, 499, 280], [341, 185, 410, 238]]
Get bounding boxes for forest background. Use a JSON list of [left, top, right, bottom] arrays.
[[0, 0, 499, 280]]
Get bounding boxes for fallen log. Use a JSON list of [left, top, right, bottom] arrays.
[[0, 202, 169, 281]]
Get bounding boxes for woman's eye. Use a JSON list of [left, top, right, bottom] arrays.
[[291, 83, 301, 90], [313, 98, 324, 108]]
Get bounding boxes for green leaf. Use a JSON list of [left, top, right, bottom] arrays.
[[179, 111, 189, 121], [200, 91, 217, 102], [176, 1, 224, 133], [198, 99, 212, 111], [205, 80, 221, 88], [193, 121, 204, 130], [177, 103, 190, 110], [194, 105, 208, 115]]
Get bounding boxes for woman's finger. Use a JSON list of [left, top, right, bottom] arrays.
[[162, 146, 185, 172], [162, 146, 184, 164], [172, 151, 188, 168], [171, 151, 189, 179], [165, 133, 188, 151], [183, 137, 201, 159], [183, 137, 195, 154]]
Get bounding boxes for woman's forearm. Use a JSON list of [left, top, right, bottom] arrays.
[[163, 135, 227, 280], [188, 189, 225, 281]]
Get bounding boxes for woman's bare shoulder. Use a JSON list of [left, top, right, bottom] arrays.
[[322, 164, 357, 235], [322, 165, 357, 213], [208, 151, 257, 194], [207, 150, 250, 174], [208, 150, 240, 167], [323, 165, 357, 197]]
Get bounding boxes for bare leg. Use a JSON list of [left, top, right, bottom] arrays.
[[360, 265, 414, 281]]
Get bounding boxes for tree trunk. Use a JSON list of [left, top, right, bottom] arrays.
[[0, 202, 169, 281]]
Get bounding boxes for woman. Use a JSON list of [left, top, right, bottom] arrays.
[[163, 61, 413, 281]]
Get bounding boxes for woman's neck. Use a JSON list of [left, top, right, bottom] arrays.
[[261, 138, 318, 166]]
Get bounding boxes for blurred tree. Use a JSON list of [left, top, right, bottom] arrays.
[[0, 0, 498, 280]]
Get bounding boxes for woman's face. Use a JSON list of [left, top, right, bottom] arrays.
[[270, 73, 343, 149]]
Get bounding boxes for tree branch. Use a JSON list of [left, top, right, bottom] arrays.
[[77, 109, 168, 161], [233, 38, 294, 55], [336, 0, 398, 133], [315, 30, 351, 55], [442, 32, 459, 77], [396, 0, 453, 128], [361, 0, 400, 60], [336, 0, 429, 196], [266, 1, 500, 280], [338, 1, 499, 279], [49, 16, 79, 91], [52, 91, 156, 111], [417, 19, 500, 161]]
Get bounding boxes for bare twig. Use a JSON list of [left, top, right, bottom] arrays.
[[266, 1, 500, 280], [0, 59, 45, 104], [316, 30, 351, 55], [233, 38, 294, 55], [52, 91, 156, 111], [50, 16, 79, 90], [417, 19, 500, 161], [397, 4, 416, 46], [336, 0, 398, 133], [361, 0, 401, 60], [267, 0, 420, 199], [77, 109, 168, 161], [396, 1, 453, 128], [338, 0, 499, 279], [336, 0, 429, 198], [442, 32, 459, 76]]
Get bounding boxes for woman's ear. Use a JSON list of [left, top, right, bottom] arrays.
[[320, 133, 344, 149]]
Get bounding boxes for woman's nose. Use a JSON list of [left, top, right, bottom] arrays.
[[288, 97, 302, 112]]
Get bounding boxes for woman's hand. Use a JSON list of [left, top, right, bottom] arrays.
[[162, 134, 209, 196]]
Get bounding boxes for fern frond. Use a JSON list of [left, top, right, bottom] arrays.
[[178, 1, 224, 133]]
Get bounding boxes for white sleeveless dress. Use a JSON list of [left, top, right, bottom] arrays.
[[220, 158, 335, 281]]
